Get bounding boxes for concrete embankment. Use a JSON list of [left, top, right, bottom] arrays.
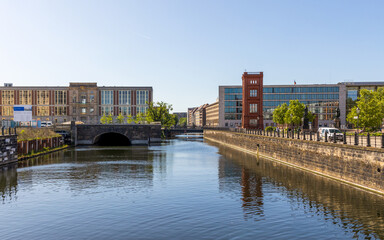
[[204, 129, 384, 195]]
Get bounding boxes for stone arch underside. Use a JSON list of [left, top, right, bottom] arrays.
[[93, 132, 131, 146]]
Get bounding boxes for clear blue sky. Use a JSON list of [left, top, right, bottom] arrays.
[[1, 0, 383, 112]]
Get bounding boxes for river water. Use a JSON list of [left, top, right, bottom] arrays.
[[1, 135, 384, 239]]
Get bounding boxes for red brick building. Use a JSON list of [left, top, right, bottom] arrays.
[[242, 72, 264, 129]]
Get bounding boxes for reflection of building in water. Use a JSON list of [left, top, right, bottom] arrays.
[[16, 147, 166, 195], [218, 155, 264, 219], [241, 168, 263, 218], [0, 164, 18, 203], [64, 148, 156, 192]]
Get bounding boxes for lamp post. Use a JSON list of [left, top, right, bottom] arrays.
[[356, 107, 360, 133]]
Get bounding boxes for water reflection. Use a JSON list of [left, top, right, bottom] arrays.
[[212, 140, 384, 239], [0, 164, 17, 203], [15, 146, 167, 196]]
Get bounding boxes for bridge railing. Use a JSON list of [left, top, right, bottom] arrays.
[[204, 127, 384, 149]]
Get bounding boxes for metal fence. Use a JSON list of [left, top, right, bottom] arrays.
[[204, 127, 384, 149]]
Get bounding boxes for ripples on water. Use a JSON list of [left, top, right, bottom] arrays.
[[1, 135, 384, 239]]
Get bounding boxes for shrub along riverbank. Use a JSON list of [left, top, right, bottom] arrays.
[[16, 128, 67, 159]]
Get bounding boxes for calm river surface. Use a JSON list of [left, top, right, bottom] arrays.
[[1, 135, 384, 239]]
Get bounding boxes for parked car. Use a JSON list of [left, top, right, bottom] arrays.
[[318, 127, 343, 141], [41, 121, 52, 127]]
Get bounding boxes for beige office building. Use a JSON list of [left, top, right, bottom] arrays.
[[0, 83, 152, 124]]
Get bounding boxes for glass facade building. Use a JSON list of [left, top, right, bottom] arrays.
[[263, 85, 340, 127], [218, 82, 384, 128]]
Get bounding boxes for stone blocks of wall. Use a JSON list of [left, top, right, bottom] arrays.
[[0, 135, 18, 166], [204, 130, 384, 194]]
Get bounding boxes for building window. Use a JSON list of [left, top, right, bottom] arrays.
[[119, 90, 131, 105], [73, 107, 76, 114], [54, 106, 67, 116], [2, 106, 13, 116], [37, 90, 49, 105], [101, 106, 113, 115], [250, 89, 257, 97], [136, 90, 148, 105], [72, 96, 77, 103], [19, 90, 32, 105], [119, 106, 131, 116], [250, 104, 257, 113], [2, 90, 14, 105], [250, 80, 257, 84], [101, 90, 113, 105], [81, 108, 86, 114], [54, 90, 67, 105], [136, 106, 147, 114], [90, 95, 95, 102], [37, 106, 49, 116], [81, 95, 87, 104], [249, 119, 258, 126], [90, 108, 94, 113]]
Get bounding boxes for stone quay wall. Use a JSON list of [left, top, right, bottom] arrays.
[[204, 129, 384, 194], [0, 135, 18, 166]]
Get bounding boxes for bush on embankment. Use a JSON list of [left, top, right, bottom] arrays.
[[17, 128, 60, 141], [16, 128, 66, 159]]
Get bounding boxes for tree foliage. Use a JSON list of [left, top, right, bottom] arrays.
[[127, 114, 134, 124], [135, 112, 146, 124], [347, 88, 384, 131], [117, 113, 125, 124], [272, 103, 288, 124], [179, 117, 187, 127], [146, 101, 176, 128], [106, 113, 113, 124], [100, 113, 107, 124], [284, 100, 306, 125], [272, 100, 315, 127]]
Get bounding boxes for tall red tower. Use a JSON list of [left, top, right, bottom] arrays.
[[242, 72, 263, 129]]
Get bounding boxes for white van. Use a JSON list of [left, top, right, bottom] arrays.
[[318, 127, 343, 141], [41, 121, 52, 127]]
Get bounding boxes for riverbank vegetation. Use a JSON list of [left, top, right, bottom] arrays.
[[16, 128, 60, 141]]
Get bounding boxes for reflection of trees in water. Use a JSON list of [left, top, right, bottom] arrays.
[[0, 164, 18, 203], [214, 141, 384, 239]]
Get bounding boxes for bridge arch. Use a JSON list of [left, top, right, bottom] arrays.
[[93, 132, 131, 146]]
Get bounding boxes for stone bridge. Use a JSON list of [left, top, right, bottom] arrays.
[[71, 123, 162, 146]]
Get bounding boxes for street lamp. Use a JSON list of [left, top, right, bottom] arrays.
[[356, 107, 360, 132]]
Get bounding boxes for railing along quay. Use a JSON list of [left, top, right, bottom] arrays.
[[204, 127, 384, 149]]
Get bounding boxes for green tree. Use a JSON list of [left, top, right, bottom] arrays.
[[100, 113, 107, 124], [284, 100, 306, 126], [347, 88, 384, 131], [272, 103, 288, 124], [117, 113, 125, 124], [146, 101, 176, 128], [179, 117, 187, 128], [107, 113, 113, 124], [135, 112, 146, 124], [173, 114, 179, 127], [127, 114, 134, 124]]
